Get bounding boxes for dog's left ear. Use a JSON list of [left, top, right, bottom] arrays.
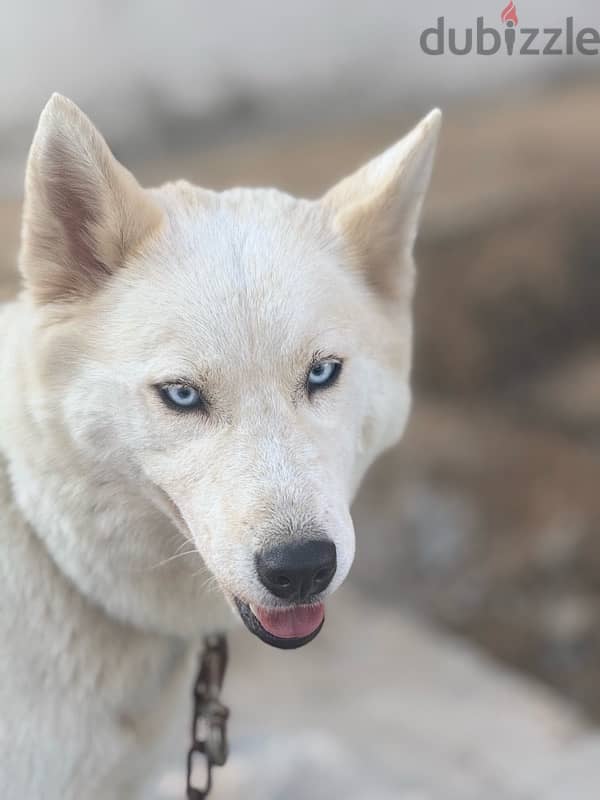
[[322, 109, 441, 301], [20, 94, 163, 304]]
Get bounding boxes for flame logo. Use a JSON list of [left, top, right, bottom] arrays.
[[501, 0, 519, 26]]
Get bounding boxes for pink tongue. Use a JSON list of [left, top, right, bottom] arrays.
[[254, 603, 324, 639]]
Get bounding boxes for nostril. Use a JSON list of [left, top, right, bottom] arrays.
[[314, 567, 331, 583], [275, 575, 292, 588]]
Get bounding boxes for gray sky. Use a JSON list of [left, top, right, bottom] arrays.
[[1, 0, 597, 194]]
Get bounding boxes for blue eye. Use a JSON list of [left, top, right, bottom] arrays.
[[307, 360, 342, 393], [159, 383, 204, 411]]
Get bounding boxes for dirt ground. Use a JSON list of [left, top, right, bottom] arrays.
[[2, 78, 600, 719]]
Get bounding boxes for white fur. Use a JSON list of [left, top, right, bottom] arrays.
[[0, 95, 440, 799]]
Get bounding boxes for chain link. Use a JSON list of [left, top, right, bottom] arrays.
[[186, 634, 230, 799]]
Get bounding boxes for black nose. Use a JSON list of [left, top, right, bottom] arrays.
[[255, 540, 337, 602]]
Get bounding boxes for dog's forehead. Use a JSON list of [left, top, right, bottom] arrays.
[[162, 186, 336, 286], [95, 185, 364, 374], [113, 186, 361, 367]]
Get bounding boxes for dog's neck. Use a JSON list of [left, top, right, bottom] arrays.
[[0, 301, 231, 641]]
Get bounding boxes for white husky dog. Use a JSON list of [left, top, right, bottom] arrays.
[[0, 94, 440, 799]]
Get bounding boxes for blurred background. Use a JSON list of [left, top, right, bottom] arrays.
[[2, 3, 600, 798]]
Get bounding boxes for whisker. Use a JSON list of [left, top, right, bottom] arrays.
[[133, 547, 201, 573], [195, 570, 220, 595]]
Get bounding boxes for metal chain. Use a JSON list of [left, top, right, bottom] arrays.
[[186, 634, 230, 799]]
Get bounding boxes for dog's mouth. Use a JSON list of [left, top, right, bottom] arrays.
[[234, 597, 325, 649]]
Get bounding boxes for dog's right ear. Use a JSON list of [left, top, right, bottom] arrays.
[[20, 94, 163, 304]]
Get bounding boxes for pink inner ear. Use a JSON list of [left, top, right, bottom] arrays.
[[20, 94, 164, 304], [45, 135, 111, 289]]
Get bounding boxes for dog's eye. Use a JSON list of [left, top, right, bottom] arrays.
[[307, 359, 342, 394], [159, 383, 205, 412]]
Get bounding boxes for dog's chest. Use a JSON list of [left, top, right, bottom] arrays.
[[0, 463, 195, 799]]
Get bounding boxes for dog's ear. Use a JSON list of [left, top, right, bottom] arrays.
[[322, 109, 441, 301], [20, 94, 163, 303]]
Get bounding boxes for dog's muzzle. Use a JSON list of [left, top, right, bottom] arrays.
[[234, 539, 336, 648]]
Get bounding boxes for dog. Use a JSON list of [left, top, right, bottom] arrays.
[[0, 94, 440, 799]]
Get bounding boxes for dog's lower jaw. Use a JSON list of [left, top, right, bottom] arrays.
[[9, 456, 230, 639]]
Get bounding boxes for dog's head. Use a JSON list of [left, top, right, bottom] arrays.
[[19, 95, 440, 647]]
